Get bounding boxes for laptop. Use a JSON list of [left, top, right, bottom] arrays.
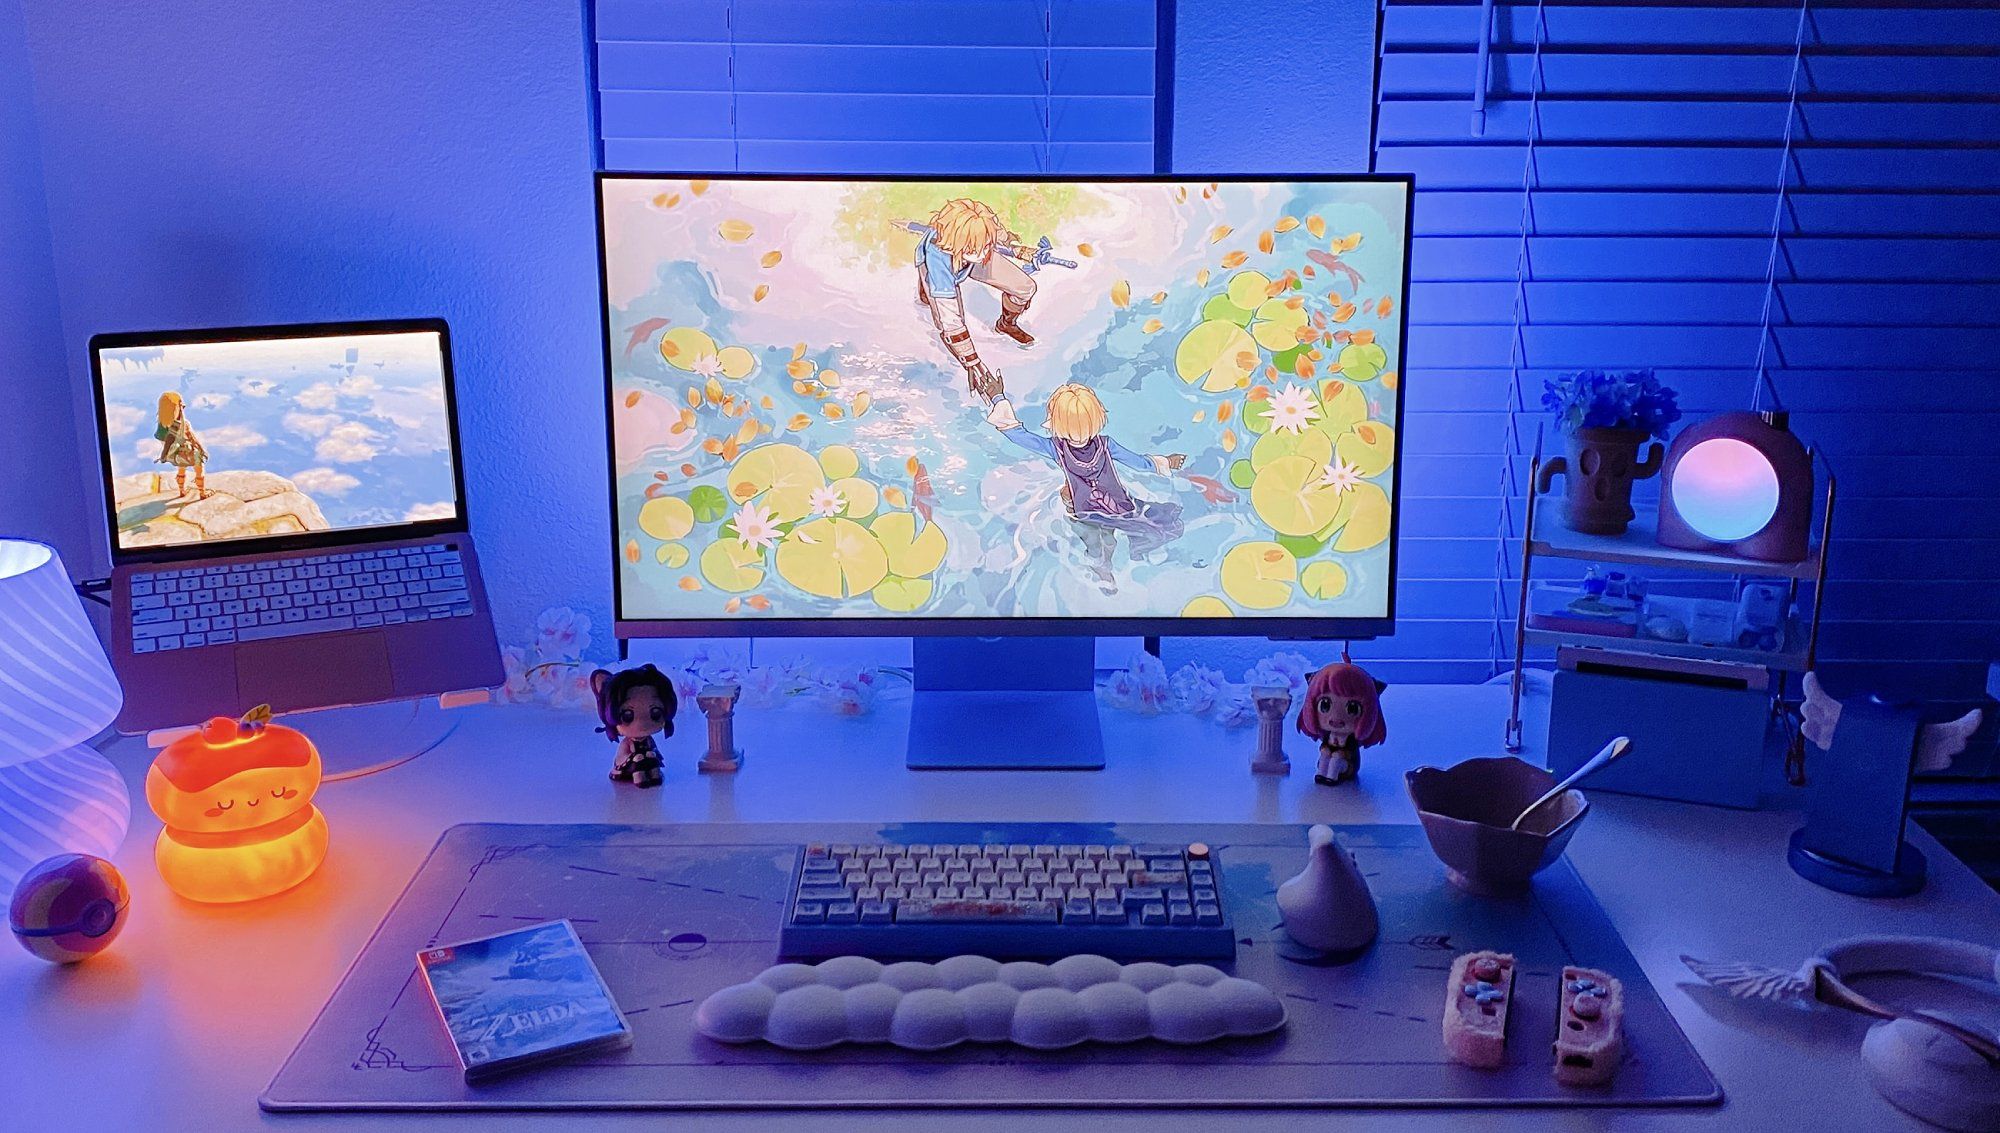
[[89, 319, 503, 734]]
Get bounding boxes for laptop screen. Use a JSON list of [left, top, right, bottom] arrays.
[[93, 327, 461, 554]]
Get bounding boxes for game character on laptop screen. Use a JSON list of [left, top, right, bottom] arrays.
[[600, 177, 1409, 627], [94, 330, 459, 551]]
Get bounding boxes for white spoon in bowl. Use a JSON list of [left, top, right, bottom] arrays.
[[1510, 737, 1632, 832]]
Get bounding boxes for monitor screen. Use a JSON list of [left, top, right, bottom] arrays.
[[600, 175, 1410, 635], [93, 327, 460, 553]]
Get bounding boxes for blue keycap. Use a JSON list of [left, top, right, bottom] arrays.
[[131, 639, 155, 654], [132, 594, 166, 610]]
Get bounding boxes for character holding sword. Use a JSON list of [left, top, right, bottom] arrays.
[[893, 199, 1077, 403]]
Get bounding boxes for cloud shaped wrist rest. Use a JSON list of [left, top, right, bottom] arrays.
[[696, 954, 1287, 1051]]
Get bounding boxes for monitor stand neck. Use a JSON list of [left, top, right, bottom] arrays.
[[906, 636, 1106, 770]]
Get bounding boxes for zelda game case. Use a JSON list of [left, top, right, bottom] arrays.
[[417, 919, 631, 1082]]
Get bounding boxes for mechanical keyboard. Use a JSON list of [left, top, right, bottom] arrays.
[[777, 840, 1236, 961], [125, 543, 472, 654]]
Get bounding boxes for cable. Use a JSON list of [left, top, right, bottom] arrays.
[[1750, 0, 1813, 413], [1488, 0, 1548, 676]]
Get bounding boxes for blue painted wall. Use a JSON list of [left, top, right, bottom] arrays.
[[18, 0, 608, 645], [12, 0, 1379, 668], [0, 0, 85, 567]]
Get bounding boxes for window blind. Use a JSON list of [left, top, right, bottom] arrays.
[[592, 0, 1160, 174], [1376, 0, 2000, 691]]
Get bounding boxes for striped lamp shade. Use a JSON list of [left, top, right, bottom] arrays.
[[0, 541, 122, 768], [0, 744, 130, 895]]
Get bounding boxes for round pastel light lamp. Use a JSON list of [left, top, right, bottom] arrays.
[[1657, 411, 1815, 562], [0, 540, 131, 896]]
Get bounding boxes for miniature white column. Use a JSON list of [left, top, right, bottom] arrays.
[[696, 683, 742, 774], [1251, 686, 1292, 776]]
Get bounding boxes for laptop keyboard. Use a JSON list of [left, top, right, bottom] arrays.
[[126, 543, 471, 654]]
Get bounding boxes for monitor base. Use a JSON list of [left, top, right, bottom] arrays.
[[907, 689, 1106, 770]]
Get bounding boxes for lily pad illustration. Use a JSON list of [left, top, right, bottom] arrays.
[[1180, 595, 1233, 618], [1250, 425, 1333, 473], [871, 510, 948, 577], [1175, 319, 1259, 393], [1331, 481, 1392, 552], [687, 484, 729, 522], [1313, 380, 1369, 436], [1335, 422, 1396, 477], [660, 327, 719, 371], [716, 345, 755, 379], [872, 575, 934, 613], [831, 476, 878, 519], [654, 542, 690, 568], [818, 444, 860, 480], [1251, 454, 1347, 537], [1200, 294, 1254, 327], [1220, 541, 1298, 610], [699, 538, 765, 593], [1337, 341, 1388, 382], [636, 495, 695, 541], [1249, 297, 1308, 353], [730, 443, 826, 522], [776, 517, 889, 598], [1301, 560, 1349, 600], [1225, 269, 1272, 312]]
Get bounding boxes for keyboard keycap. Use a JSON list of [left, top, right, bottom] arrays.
[[895, 899, 1060, 924], [238, 615, 355, 642]]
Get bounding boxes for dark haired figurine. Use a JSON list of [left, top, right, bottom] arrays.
[[590, 664, 678, 788], [1296, 662, 1388, 786]]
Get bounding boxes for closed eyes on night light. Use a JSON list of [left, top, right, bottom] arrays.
[[1670, 438, 1780, 542]]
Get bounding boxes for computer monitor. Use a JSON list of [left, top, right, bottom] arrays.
[[598, 175, 1412, 766]]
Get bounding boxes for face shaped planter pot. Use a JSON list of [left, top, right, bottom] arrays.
[[1536, 426, 1664, 536]]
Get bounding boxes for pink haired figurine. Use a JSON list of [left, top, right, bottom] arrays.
[[1296, 661, 1388, 786]]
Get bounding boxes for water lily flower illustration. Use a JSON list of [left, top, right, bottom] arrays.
[[689, 351, 723, 377], [731, 502, 781, 550], [1267, 383, 1321, 435], [1317, 455, 1366, 495], [808, 485, 847, 517]]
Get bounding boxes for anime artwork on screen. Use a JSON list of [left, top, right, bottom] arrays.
[[602, 179, 1406, 622]]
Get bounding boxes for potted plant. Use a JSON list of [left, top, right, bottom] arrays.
[[1536, 369, 1681, 535]]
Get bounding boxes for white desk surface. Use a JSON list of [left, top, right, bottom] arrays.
[[8, 681, 1998, 1132]]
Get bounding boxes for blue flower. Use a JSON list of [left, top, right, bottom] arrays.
[[1542, 369, 1681, 440]]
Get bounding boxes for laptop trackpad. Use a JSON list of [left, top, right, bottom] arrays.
[[237, 632, 395, 714]]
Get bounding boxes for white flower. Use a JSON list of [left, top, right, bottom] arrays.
[[689, 352, 723, 377], [533, 606, 592, 660], [1169, 663, 1227, 713], [731, 502, 781, 550], [1317, 455, 1366, 495], [808, 486, 847, 517], [1267, 383, 1321, 435]]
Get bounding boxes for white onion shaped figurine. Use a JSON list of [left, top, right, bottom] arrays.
[[696, 954, 1287, 1051]]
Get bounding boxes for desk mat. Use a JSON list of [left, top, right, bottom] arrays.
[[263, 822, 1721, 1111]]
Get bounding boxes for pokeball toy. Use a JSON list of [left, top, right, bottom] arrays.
[[147, 710, 329, 903], [9, 853, 130, 963]]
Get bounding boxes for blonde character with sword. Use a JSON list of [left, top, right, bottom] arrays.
[[893, 199, 1077, 403]]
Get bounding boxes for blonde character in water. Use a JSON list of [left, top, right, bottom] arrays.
[[895, 199, 1049, 403], [987, 383, 1186, 593], [154, 391, 212, 500]]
